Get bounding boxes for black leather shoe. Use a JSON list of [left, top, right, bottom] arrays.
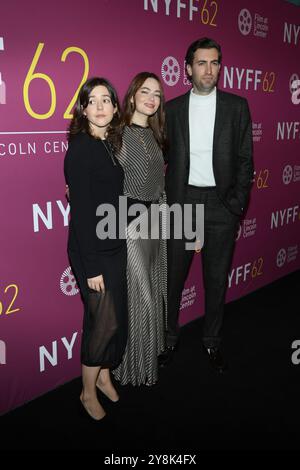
[[158, 345, 176, 368], [203, 346, 227, 373]]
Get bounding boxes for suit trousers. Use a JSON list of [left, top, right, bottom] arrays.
[[167, 185, 239, 348]]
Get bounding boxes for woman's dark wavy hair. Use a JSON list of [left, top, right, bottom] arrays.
[[121, 72, 166, 151], [68, 77, 122, 151]]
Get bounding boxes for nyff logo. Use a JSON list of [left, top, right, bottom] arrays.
[[39, 332, 78, 372], [32, 200, 70, 232], [271, 205, 299, 229], [223, 66, 275, 93], [283, 22, 300, 45], [277, 121, 300, 140], [228, 258, 263, 288]]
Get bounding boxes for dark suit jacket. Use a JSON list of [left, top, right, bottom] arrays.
[[165, 89, 254, 216]]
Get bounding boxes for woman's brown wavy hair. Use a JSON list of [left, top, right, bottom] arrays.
[[121, 72, 166, 151]]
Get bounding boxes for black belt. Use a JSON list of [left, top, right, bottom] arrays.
[[127, 196, 160, 209], [186, 185, 216, 194]]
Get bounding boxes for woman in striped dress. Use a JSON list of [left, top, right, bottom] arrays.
[[113, 72, 167, 386]]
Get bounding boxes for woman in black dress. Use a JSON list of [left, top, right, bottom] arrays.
[[64, 78, 127, 420]]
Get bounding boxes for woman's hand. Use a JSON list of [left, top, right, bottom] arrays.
[[87, 275, 105, 293]]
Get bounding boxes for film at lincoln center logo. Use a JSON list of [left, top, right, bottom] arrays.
[[161, 56, 180, 86]]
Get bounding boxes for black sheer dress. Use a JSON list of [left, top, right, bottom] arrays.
[[64, 132, 127, 368]]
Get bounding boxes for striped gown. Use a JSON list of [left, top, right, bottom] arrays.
[[112, 124, 167, 386]]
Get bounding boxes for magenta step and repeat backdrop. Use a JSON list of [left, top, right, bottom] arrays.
[[1, 0, 300, 414]]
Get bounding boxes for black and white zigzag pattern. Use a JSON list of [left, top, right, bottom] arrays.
[[112, 126, 167, 386], [118, 125, 165, 201]]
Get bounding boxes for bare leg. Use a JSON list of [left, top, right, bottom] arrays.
[[80, 365, 106, 420], [96, 368, 119, 402]]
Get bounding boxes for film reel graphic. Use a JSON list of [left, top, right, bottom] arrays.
[[161, 56, 180, 87], [238, 9, 252, 36], [60, 266, 79, 296], [276, 249, 286, 268], [282, 165, 293, 185]]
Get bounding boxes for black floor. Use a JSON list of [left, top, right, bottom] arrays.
[[2, 270, 300, 452]]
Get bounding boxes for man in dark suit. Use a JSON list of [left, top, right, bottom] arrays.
[[159, 38, 254, 372]]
